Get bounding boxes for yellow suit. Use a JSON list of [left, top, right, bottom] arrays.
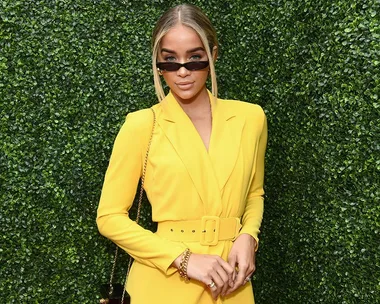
[[97, 91, 267, 304]]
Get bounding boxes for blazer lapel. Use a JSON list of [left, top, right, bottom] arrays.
[[158, 92, 221, 211], [209, 93, 245, 192]]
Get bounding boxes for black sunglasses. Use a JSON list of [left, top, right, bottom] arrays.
[[156, 61, 209, 72]]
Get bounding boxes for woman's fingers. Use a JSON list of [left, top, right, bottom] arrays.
[[186, 254, 233, 299], [207, 280, 218, 299], [215, 261, 232, 296], [227, 254, 237, 284], [225, 263, 255, 295], [217, 256, 235, 287], [234, 262, 249, 290], [208, 256, 233, 299], [208, 271, 224, 299]]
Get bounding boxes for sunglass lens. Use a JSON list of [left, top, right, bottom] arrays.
[[156, 62, 179, 71], [157, 61, 209, 71], [185, 61, 209, 70], [166, 63, 181, 71]]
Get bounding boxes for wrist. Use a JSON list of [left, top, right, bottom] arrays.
[[237, 233, 258, 251]]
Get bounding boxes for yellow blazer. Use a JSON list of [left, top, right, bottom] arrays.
[[97, 91, 267, 304]]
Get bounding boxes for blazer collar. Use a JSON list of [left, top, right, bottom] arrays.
[[160, 90, 235, 123]]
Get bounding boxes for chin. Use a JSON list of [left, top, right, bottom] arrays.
[[172, 87, 206, 103], [173, 90, 196, 101]]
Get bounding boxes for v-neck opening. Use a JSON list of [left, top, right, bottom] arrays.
[[177, 92, 215, 154], [192, 109, 213, 153]]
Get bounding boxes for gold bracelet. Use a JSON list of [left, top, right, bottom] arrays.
[[178, 248, 191, 281]]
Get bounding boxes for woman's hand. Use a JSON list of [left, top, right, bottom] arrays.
[[225, 233, 257, 296], [173, 253, 234, 300]]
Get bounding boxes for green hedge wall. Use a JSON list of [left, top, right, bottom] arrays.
[[1, 0, 379, 303]]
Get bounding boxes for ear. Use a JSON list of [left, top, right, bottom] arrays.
[[212, 46, 218, 62]]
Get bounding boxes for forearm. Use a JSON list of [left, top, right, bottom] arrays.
[[97, 214, 187, 274]]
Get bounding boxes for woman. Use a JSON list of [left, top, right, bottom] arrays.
[[97, 4, 267, 304]]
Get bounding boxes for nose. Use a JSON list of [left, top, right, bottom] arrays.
[[177, 66, 191, 77]]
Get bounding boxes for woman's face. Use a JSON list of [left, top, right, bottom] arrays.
[[158, 24, 210, 104]]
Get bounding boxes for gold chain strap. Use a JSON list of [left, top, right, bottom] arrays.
[[106, 246, 119, 298], [134, 109, 156, 227], [106, 108, 156, 304]]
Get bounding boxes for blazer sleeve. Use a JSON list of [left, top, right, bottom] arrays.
[[96, 110, 187, 275], [238, 107, 267, 250]]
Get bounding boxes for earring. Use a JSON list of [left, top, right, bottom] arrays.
[[157, 68, 163, 76]]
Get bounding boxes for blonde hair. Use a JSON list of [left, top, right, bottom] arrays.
[[152, 4, 218, 102]]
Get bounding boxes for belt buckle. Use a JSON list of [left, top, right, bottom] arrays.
[[200, 216, 220, 246]]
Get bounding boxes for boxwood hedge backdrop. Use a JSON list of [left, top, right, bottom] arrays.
[[1, 0, 379, 303]]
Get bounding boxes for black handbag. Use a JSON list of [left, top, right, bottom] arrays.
[[99, 108, 156, 304], [99, 282, 129, 304]]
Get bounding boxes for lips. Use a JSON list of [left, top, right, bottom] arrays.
[[176, 82, 194, 90]]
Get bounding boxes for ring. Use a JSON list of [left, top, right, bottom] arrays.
[[245, 276, 251, 282], [208, 280, 216, 289]]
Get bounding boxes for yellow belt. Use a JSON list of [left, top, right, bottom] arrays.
[[157, 216, 242, 246]]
